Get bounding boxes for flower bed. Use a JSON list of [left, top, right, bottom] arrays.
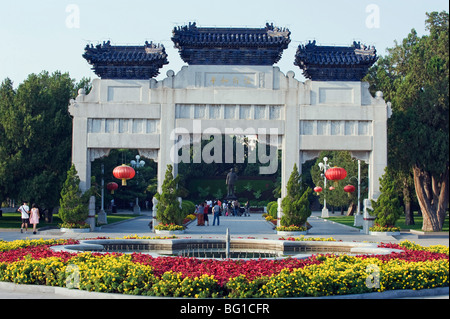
[[0, 239, 448, 298], [154, 224, 185, 231], [275, 225, 307, 232]]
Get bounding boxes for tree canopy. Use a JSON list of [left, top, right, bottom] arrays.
[[0, 71, 90, 212], [365, 11, 449, 231]]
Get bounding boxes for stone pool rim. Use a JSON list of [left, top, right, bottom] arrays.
[[50, 238, 404, 260]]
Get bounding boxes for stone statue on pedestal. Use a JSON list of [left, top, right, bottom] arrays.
[[226, 168, 238, 199]]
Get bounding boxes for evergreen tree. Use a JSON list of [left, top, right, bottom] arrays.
[[155, 165, 183, 225], [370, 168, 402, 229], [280, 164, 312, 227], [59, 164, 89, 225], [0, 72, 91, 214], [365, 11, 449, 231]]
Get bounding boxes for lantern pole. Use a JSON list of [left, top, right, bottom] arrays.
[[101, 163, 104, 212], [318, 157, 329, 218], [131, 155, 145, 215], [97, 163, 108, 225]]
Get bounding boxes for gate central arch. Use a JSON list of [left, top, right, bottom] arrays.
[[69, 23, 390, 225]]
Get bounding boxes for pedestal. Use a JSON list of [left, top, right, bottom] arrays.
[[133, 198, 141, 215], [321, 207, 329, 218], [87, 196, 96, 231], [354, 214, 363, 227], [362, 217, 376, 234], [97, 209, 107, 225]]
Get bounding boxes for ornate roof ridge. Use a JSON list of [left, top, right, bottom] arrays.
[[172, 22, 291, 66], [82, 40, 168, 79], [294, 40, 378, 81]]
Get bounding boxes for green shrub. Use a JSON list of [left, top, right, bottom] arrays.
[[181, 200, 196, 217], [267, 201, 278, 219], [280, 164, 311, 227], [58, 165, 89, 225]]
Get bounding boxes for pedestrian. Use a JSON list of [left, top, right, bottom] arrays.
[[245, 201, 250, 217], [17, 201, 30, 234], [29, 203, 40, 235], [234, 201, 240, 216], [212, 202, 221, 226], [196, 202, 205, 226], [203, 201, 209, 226], [227, 201, 232, 217]]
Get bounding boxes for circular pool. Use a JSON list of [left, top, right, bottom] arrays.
[[51, 238, 403, 259]]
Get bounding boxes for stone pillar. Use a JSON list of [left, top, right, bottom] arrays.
[[281, 71, 300, 199], [277, 198, 283, 228], [369, 91, 389, 200], [71, 117, 91, 192], [362, 198, 375, 234], [157, 71, 177, 193], [87, 196, 96, 231], [152, 197, 158, 232]]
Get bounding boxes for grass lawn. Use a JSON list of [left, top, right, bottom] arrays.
[[0, 212, 138, 230], [324, 211, 449, 232]]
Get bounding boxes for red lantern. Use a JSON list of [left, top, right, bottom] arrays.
[[344, 185, 356, 193], [325, 167, 347, 181], [107, 182, 119, 194], [329, 186, 335, 191], [314, 186, 322, 195], [113, 165, 136, 186]]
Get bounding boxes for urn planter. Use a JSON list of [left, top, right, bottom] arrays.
[[60, 228, 91, 233], [276, 230, 308, 236], [155, 229, 185, 235], [369, 231, 400, 236]]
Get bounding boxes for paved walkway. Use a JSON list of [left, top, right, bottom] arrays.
[[1, 211, 448, 246]]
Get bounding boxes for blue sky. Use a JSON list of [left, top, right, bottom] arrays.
[[0, 0, 448, 86]]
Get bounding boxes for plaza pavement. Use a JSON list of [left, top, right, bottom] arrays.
[[0, 210, 448, 299], [1, 210, 448, 247]]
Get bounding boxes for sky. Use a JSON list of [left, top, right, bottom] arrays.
[[0, 0, 448, 86]]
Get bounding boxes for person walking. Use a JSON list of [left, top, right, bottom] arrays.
[[29, 203, 40, 235], [196, 203, 205, 226], [212, 201, 221, 226], [203, 201, 209, 226], [17, 201, 30, 233], [245, 201, 250, 217]]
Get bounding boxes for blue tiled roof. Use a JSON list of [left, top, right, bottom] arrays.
[[83, 41, 169, 79], [294, 41, 378, 81], [172, 22, 291, 65]]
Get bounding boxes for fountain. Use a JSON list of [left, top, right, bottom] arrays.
[[51, 228, 403, 259]]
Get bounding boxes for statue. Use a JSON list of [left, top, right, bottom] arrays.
[[226, 168, 238, 198]]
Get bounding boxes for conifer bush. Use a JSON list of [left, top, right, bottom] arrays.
[[58, 165, 89, 226], [370, 169, 402, 231], [280, 164, 312, 228], [154, 165, 184, 226]]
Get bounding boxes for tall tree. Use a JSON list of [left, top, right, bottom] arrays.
[[0, 72, 90, 214], [365, 11, 449, 231]]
